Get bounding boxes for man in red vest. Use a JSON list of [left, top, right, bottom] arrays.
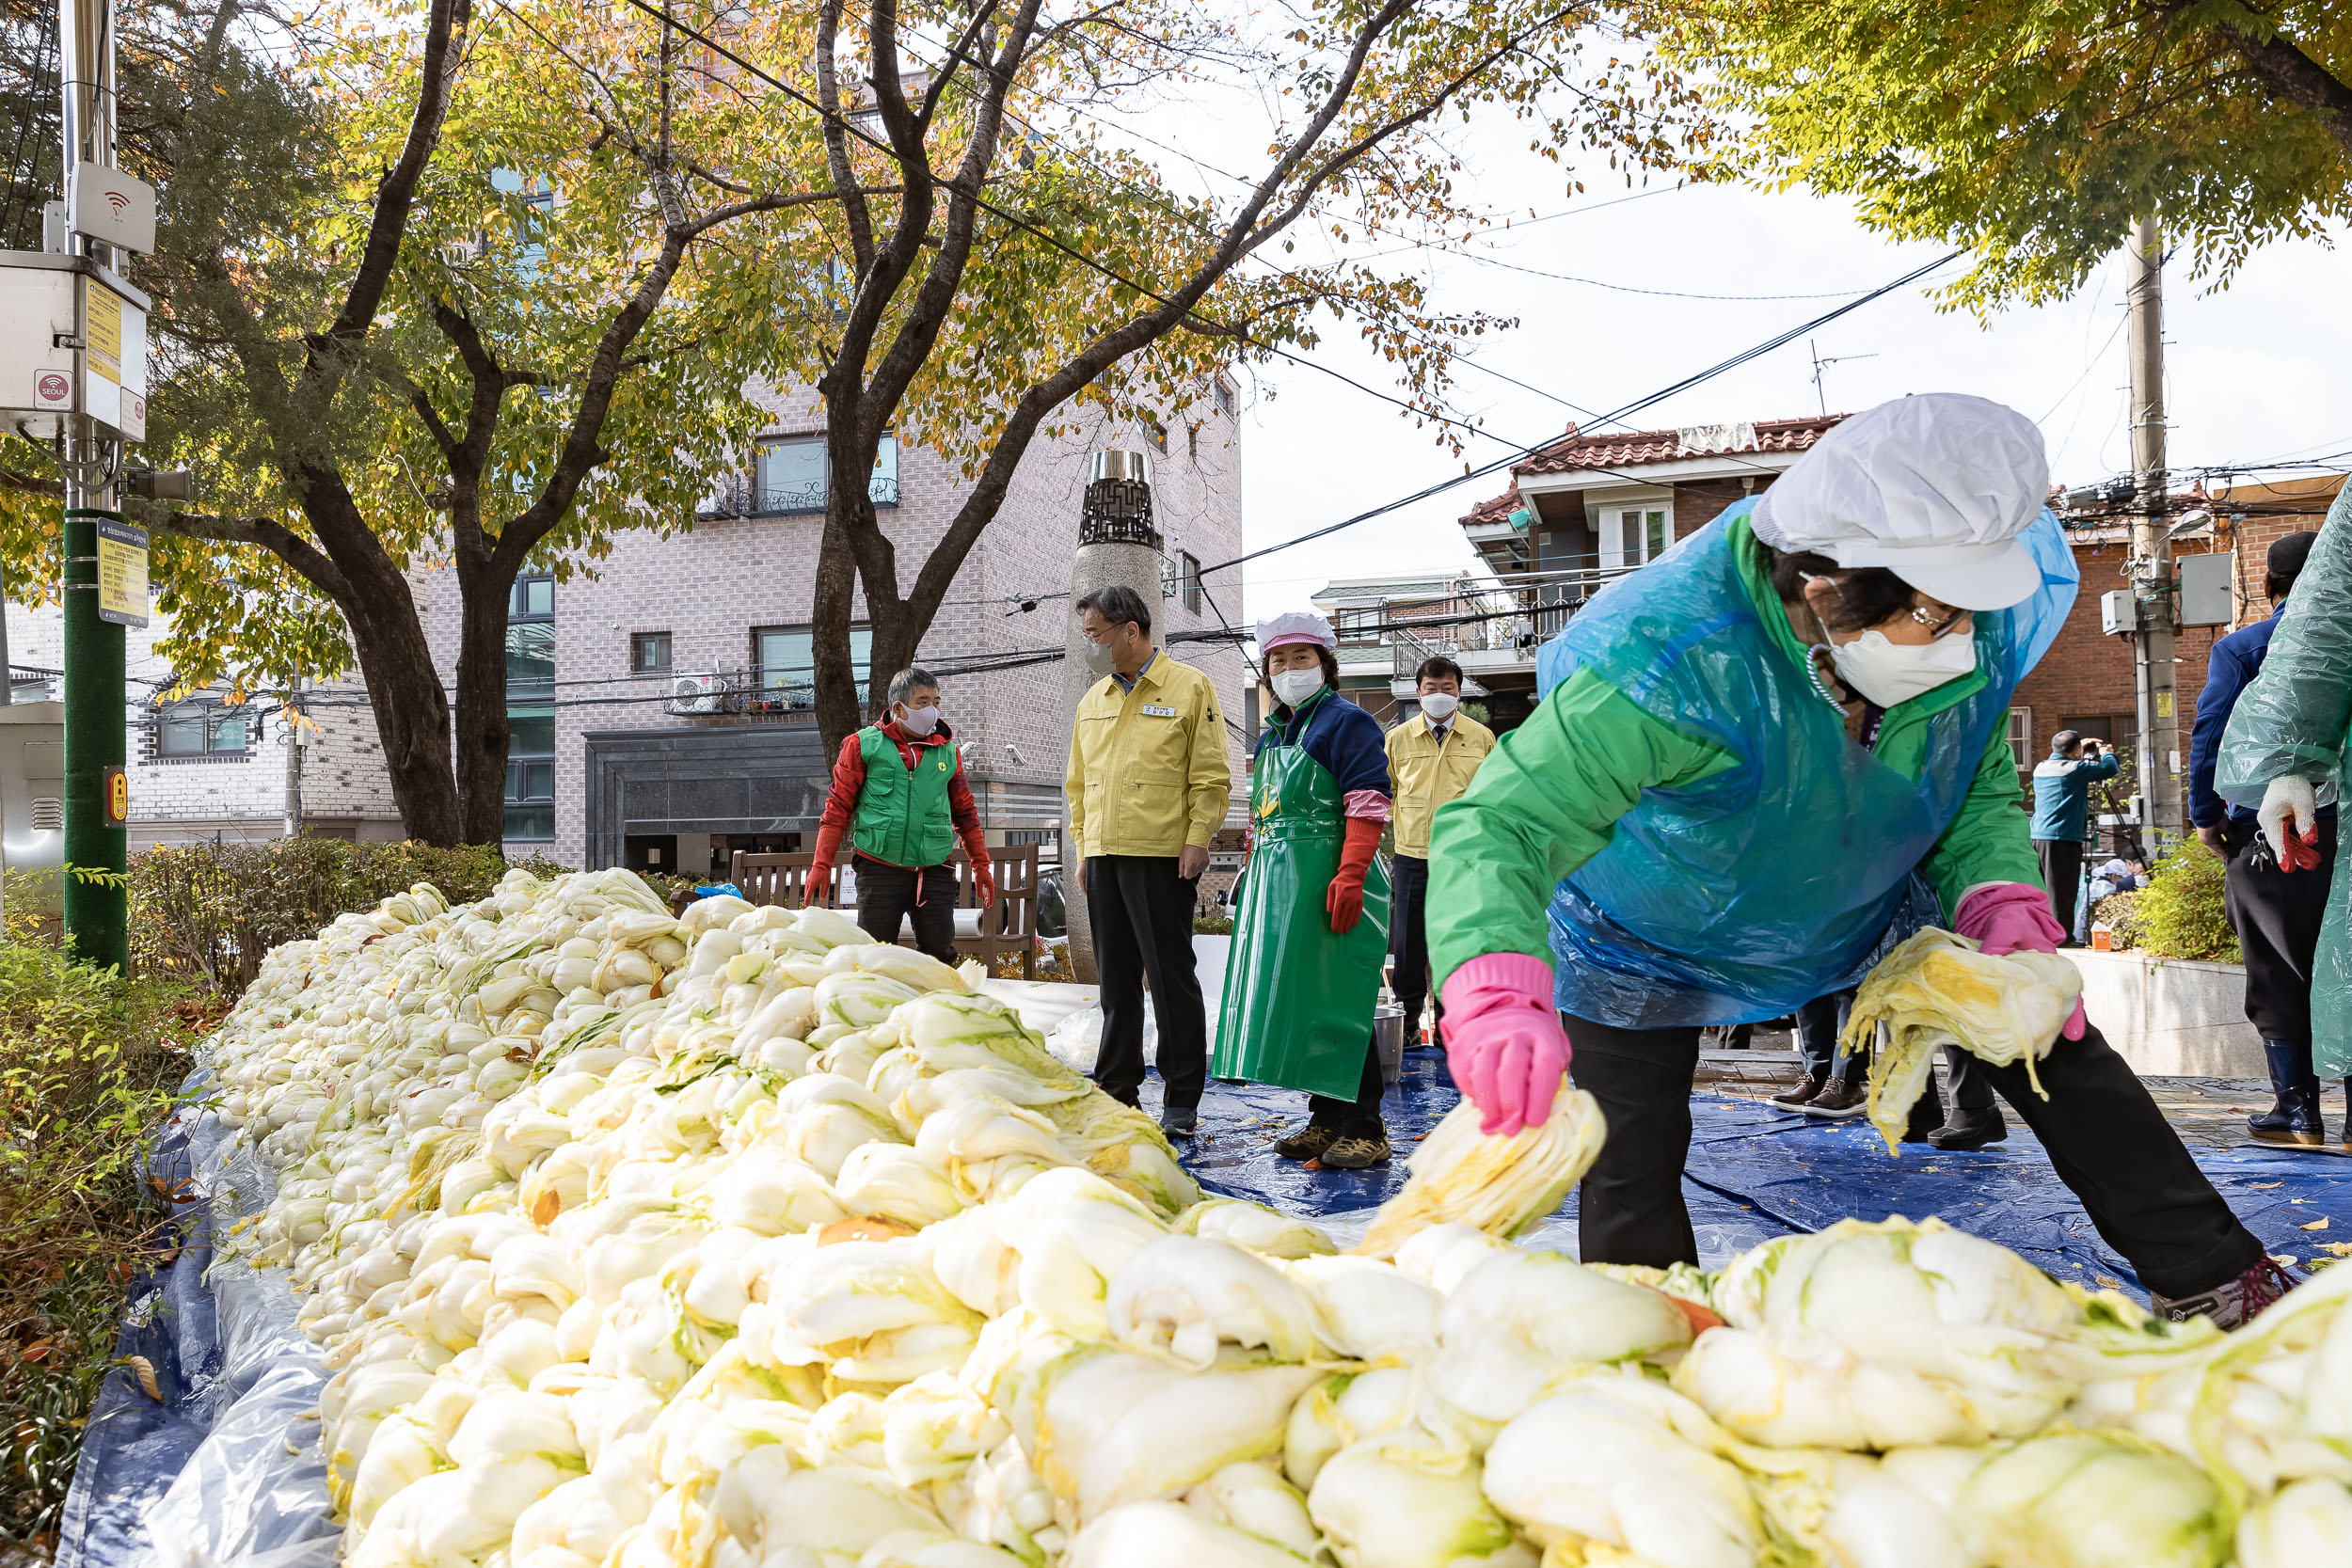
[[808, 666, 994, 960]]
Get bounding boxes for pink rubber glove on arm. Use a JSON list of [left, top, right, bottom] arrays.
[[1954, 882, 2086, 1040], [1438, 952, 1574, 1137]]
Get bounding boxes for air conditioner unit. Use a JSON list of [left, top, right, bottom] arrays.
[[669, 674, 727, 715]]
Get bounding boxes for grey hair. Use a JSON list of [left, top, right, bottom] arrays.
[[887, 666, 939, 709], [1074, 584, 1152, 634]]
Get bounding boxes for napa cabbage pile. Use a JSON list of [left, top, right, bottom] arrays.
[[200, 868, 2351, 1568]]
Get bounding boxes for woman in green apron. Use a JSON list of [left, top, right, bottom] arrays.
[[1214, 612, 1396, 1167]]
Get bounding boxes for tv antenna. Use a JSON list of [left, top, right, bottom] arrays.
[[1810, 339, 1879, 416]]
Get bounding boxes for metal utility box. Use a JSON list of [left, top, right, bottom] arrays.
[[2178, 552, 2234, 626], [0, 250, 149, 442], [0, 701, 66, 939], [2100, 589, 2137, 637]]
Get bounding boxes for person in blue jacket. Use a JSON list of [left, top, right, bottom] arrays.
[[2188, 530, 2335, 1145], [2029, 731, 2122, 938]]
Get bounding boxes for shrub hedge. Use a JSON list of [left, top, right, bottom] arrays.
[[2129, 842, 2242, 964]]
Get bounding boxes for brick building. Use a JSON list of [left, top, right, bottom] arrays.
[[3, 379, 1248, 871]]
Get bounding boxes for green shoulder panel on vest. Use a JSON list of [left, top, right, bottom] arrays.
[[851, 725, 959, 868]]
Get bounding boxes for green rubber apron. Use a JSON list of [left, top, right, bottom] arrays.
[[1212, 705, 1392, 1100]]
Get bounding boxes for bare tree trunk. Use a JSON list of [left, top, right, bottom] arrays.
[[812, 501, 865, 760], [338, 564, 463, 846], [451, 552, 516, 846]]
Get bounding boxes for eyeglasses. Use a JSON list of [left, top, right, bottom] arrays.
[[1912, 603, 1971, 638]]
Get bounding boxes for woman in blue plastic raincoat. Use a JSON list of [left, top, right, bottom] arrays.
[[1426, 396, 2276, 1325], [2218, 483, 2352, 1108]]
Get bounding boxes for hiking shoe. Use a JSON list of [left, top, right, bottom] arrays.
[[1803, 1078, 1867, 1118], [1160, 1105, 1199, 1139], [1928, 1103, 2008, 1150], [1320, 1132, 1392, 1170], [1274, 1122, 1340, 1163], [2153, 1259, 2297, 1329], [1771, 1071, 1828, 1109]]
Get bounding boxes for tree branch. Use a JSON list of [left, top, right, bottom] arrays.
[[153, 511, 355, 602], [2188, 5, 2352, 158], [816, 0, 877, 277]]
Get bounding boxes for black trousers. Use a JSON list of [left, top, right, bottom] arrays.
[[1563, 1008, 2263, 1298], [1390, 854, 1442, 1044], [1793, 990, 1861, 1083], [1086, 854, 1208, 1111], [1308, 1036, 1387, 1134], [2035, 837, 2084, 938], [2224, 815, 2340, 1049], [852, 856, 958, 963]]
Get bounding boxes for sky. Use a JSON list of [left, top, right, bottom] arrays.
[[1192, 117, 2352, 622]]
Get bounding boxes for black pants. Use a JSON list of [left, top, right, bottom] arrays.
[[1309, 1036, 1387, 1134], [1086, 854, 1208, 1111], [1564, 1008, 2263, 1298], [852, 856, 959, 963], [2035, 837, 2084, 939], [1390, 855, 1442, 1045], [1794, 991, 1861, 1083], [2224, 815, 2340, 1048]]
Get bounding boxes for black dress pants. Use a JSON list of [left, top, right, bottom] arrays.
[[2224, 816, 2339, 1049], [852, 856, 958, 963], [1086, 854, 1208, 1111], [1390, 854, 1442, 1044], [2035, 837, 2084, 938], [1563, 1008, 2263, 1298]]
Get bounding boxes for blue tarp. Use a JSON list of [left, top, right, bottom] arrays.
[[1173, 1052, 2352, 1291], [65, 1054, 2352, 1567]]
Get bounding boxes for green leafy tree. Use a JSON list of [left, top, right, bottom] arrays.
[[5, 0, 854, 843], [702, 0, 1715, 751], [1653, 1, 2352, 309]]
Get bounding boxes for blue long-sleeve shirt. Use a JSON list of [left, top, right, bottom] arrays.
[[2190, 610, 2282, 830], [2029, 746, 2122, 842]]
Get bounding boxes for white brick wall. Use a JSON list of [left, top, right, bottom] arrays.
[[0, 375, 1246, 863]]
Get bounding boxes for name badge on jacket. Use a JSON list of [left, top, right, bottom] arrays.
[[1141, 704, 1177, 718]]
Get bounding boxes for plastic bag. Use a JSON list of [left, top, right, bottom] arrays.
[[1532, 501, 2077, 1026], [2218, 485, 2352, 1073]]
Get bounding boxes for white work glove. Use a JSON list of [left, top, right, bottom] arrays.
[[2259, 776, 2324, 871]]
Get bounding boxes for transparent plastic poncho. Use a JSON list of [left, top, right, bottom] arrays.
[[1532, 501, 2076, 1028], [2217, 486, 2352, 1073]]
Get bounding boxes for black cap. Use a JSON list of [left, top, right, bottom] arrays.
[[2269, 531, 2320, 578]]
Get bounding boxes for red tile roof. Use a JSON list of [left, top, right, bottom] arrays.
[[1460, 413, 1845, 528]]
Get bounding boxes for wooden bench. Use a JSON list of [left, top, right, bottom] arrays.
[[730, 843, 1041, 980]]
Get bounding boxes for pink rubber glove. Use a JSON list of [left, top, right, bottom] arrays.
[[1954, 882, 2087, 1041], [1438, 952, 1574, 1137]]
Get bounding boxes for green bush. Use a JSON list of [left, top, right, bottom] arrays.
[[129, 837, 566, 996], [2090, 889, 2146, 951], [0, 942, 216, 1555], [2131, 842, 2242, 964]]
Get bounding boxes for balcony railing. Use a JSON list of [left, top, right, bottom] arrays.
[[660, 667, 877, 721], [1384, 563, 1644, 678], [7, 665, 60, 704], [698, 471, 898, 519]]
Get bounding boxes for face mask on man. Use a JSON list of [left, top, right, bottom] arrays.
[[1271, 668, 1325, 708], [1420, 691, 1459, 722], [1083, 639, 1118, 675], [898, 705, 941, 736], [1827, 627, 1978, 707]]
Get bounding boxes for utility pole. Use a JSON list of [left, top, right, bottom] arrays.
[[283, 679, 305, 838], [59, 0, 128, 973], [2125, 214, 2183, 844]]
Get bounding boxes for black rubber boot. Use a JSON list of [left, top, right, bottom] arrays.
[[1929, 1101, 2008, 1150], [1902, 1070, 1947, 1143], [2249, 1039, 2325, 1147]]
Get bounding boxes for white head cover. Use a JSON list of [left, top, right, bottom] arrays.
[[1751, 393, 2050, 611], [1257, 611, 1337, 652]]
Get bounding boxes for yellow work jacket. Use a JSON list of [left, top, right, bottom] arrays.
[[1386, 709, 1496, 858], [1065, 651, 1233, 859]]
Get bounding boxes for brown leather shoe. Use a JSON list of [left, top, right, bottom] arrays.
[[1275, 1122, 1341, 1162], [1771, 1072, 1827, 1108], [1804, 1078, 1867, 1118], [1321, 1132, 1392, 1169]]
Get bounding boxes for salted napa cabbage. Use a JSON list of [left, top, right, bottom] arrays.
[[1180, 1198, 1337, 1260], [1309, 1434, 1531, 1568], [1105, 1234, 1321, 1370], [1281, 1255, 1441, 1364], [1430, 1249, 1692, 1425], [2238, 1479, 2352, 1568], [1184, 1460, 1325, 1559], [1960, 1430, 2226, 1568], [1064, 1499, 1314, 1567], [1356, 1089, 1604, 1259]]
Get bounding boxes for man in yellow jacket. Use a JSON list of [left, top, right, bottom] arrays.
[[1385, 655, 1495, 1050], [1066, 584, 1234, 1137]]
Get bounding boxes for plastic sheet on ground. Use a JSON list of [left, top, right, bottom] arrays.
[[58, 1078, 339, 1568], [1152, 1052, 2352, 1291]]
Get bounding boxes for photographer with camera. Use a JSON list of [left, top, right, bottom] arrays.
[[2029, 730, 2121, 940]]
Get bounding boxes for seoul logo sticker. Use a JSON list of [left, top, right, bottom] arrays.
[[35, 371, 71, 408]]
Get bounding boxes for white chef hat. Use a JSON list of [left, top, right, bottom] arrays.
[[1256, 611, 1337, 652], [1751, 393, 2051, 611]]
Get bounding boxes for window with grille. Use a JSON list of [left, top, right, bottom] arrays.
[[2008, 707, 2032, 766], [753, 435, 898, 515], [753, 625, 874, 712]]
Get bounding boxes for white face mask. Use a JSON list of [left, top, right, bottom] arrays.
[[1270, 668, 1325, 708], [1827, 627, 1978, 707], [1083, 639, 1118, 675], [898, 704, 940, 736], [1420, 691, 1459, 721]]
